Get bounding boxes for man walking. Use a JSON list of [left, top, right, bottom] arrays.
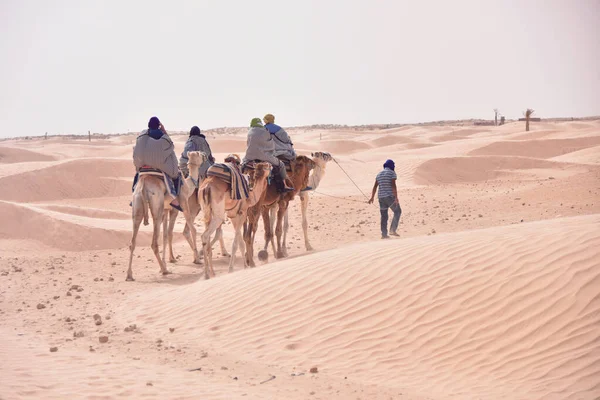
[[368, 159, 402, 239]]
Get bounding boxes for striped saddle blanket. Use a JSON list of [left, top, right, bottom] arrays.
[[206, 163, 250, 200], [138, 167, 180, 198]]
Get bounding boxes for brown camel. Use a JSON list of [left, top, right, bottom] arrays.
[[243, 155, 315, 266], [198, 162, 272, 279], [175, 151, 228, 263], [126, 169, 199, 281], [265, 152, 332, 255]]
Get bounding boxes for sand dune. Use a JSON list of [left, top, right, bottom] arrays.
[[413, 156, 574, 185], [121, 215, 600, 400], [0, 146, 57, 163], [470, 137, 600, 159], [0, 201, 142, 250], [42, 204, 131, 220], [0, 159, 132, 202]]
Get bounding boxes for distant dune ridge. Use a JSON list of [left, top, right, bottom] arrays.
[[0, 119, 599, 399]]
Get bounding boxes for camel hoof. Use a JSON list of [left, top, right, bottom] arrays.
[[306, 245, 314, 251], [276, 251, 285, 259], [228, 267, 234, 273], [169, 259, 177, 264], [193, 259, 202, 265], [258, 250, 269, 262], [126, 276, 135, 282], [162, 270, 171, 276]]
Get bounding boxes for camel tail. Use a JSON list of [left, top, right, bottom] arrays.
[[135, 177, 150, 226]]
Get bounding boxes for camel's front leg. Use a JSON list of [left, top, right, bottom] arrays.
[[167, 208, 178, 263], [212, 226, 229, 257], [201, 213, 223, 279], [275, 200, 289, 259], [183, 192, 202, 264], [300, 192, 313, 251], [181, 199, 201, 265]]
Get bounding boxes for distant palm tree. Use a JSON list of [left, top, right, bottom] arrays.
[[524, 109, 535, 131]]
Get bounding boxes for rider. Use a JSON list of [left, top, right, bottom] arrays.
[[243, 117, 294, 192], [132, 116, 183, 211], [179, 125, 215, 179], [263, 114, 296, 161], [264, 113, 312, 191]]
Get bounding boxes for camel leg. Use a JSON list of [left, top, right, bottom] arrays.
[[181, 199, 201, 265], [167, 208, 178, 263], [162, 210, 169, 271], [183, 194, 203, 264], [126, 197, 144, 281], [228, 215, 244, 273], [300, 192, 313, 251], [149, 204, 168, 276], [201, 208, 223, 279], [275, 200, 289, 259], [282, 208, 289, 257], [244, 208, 259, 268], [211, 226, 229, 257], [262, 206, 275, 255]]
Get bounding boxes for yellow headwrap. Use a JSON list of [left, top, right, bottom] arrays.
[[263, 114, 275, 124]]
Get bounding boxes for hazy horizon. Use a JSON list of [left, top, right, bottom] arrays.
[[1, 0, 599, 138]]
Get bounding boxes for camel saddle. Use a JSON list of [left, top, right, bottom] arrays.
[[206, 163, 249, 200]]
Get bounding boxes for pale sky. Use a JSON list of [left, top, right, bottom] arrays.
[[1, 0, 599, 137]]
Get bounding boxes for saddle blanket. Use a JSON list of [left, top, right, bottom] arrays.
[[206, 163, 249, 200], [137, 167, 181, 198]]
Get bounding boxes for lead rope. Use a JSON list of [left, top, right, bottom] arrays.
[[332, 158, 372, 203]]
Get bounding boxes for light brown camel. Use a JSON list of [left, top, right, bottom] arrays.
[[126, 170, 199, 281], [199, 162, 272, 279], [174, 151, 228, 263], [265, 152, 332, 255], [243, 155, 315, 266]]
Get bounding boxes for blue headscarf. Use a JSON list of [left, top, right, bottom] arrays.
[[383, 159, 395, 171]]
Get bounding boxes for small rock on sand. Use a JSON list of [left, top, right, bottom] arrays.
[[37, 303, 46, 310], [310, 367, 318, 373], [50, 347, 58, 352], [99, 336, 109, 343]]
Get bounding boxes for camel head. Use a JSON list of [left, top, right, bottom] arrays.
[[295, 155, 316, 172], [311, 152, 333, 165], [187, 151, 207, 168], [253, 162, 272, 181]]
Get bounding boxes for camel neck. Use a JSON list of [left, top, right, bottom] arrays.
[[308, 162, 327, 190], [249, 176, 269, 206]]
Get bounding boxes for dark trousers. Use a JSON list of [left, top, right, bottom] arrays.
[[379, 196, 401, 236]]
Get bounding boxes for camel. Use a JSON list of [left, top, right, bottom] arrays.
[[243, 155, 315, 266], [126, 167, 199, 281], [199, 162, 272, 279], [176, 151, 229, 263], [265, 152, 332, 256]]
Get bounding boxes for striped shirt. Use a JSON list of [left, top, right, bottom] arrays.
[[376, 168, 397, 199]]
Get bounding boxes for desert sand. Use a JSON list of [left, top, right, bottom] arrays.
[[1, 119, 599, 399]]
